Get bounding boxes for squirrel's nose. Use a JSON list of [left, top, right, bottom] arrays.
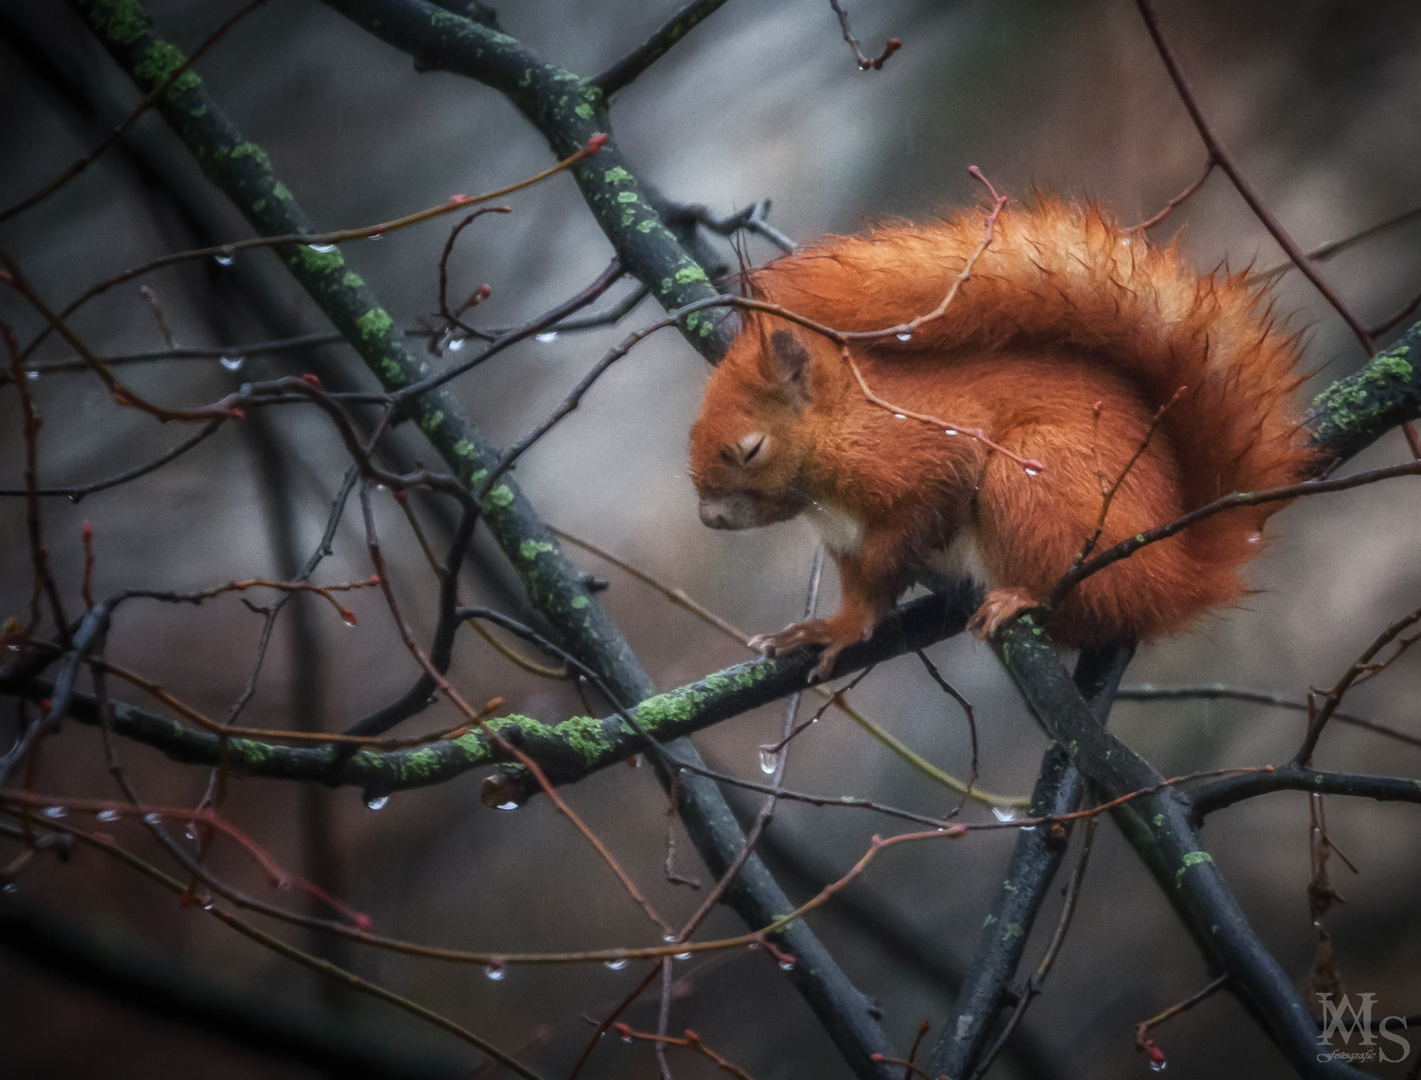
[[699, 495, 753, 530]]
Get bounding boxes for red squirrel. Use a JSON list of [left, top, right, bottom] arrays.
[[689, 197, 1314, 679]]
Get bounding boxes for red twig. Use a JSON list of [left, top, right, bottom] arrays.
[[827, 0, 901, 70], [612, 1023, 760, 1079], [1129, 156, 1217, 232]]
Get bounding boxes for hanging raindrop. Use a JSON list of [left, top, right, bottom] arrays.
[[364, 793, 389, 811], [214, 251, 235, 267], [603, 957, 628, 971], [495, 801, 521, 811], [220, 355, 245, 372], [97, 809, 120, 822], [42, 806, 67, 819], [535, 331, 559, 344], [991, 805, 1018, 823], [142, 812, 162, 825], [757, 748, 778, 775], [484, 961, 506, 981], [307, 243, 337, 254], [895, 331, 912, 342]]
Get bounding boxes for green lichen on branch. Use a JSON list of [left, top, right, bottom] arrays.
[[70, 0, 614, 682], [1306, 325, 1421, 462]]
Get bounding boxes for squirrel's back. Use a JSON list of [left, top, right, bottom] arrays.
[[728, 198, 1315, 643]]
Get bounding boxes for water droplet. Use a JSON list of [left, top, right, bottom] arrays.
[[604, 957, 628, 971], [757, 748, 778, 774], [43, 806, 67, 819], [991, 805, 1018, 823], [535, 331, 559, 344], [367, 233, 383, 241], [1149, 1060, 1167, 1073], [1247, 532, 1262, 544], [185, 823, 200, 842], [620, 1034, 634, 1045], [220, 355, 244, 372], [364, 794, 389, 811], [25, 370, 39, 380], [662, 933, 676, 943], [214, 251, 235, 267], [142, 812, 162, 825], [2, 883, 16, 895], [447, 337, 465, 352], [944, 428, 958, 436], [895, 332, 912, 342], [97, 809, 120, 822], [674, 951, 691, 961], [484, 961, 506, 981], [893, 412, 906, 420], [307, 243, 337, 254], [1024, 467, 1040, 477], [201, 901, 214, 911], [1020, 825, 1037, 832], [778, 957, 795, 971]]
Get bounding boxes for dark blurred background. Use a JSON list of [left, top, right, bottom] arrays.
[[2, 1, 1420, 1077]]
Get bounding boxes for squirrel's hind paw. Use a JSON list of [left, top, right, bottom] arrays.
[[968, 587, 1041, 641]]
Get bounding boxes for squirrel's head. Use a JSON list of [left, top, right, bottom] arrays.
[[690, 327, 817, 530]]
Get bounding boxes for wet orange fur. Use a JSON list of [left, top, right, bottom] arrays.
[[689, 198, 1316, 674]]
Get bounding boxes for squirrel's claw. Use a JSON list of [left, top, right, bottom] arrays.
[[750, 617, 877, 682], [968, 587, 1041, 641]]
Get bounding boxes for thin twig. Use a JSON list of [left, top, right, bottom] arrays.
[[1134, 0, 1373, 352]]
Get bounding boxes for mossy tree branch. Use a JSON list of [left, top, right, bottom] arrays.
[[318, 0, 737, 358], [64, 3, 898, 1074]]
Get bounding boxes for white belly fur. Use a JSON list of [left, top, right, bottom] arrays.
[[804, 500, 864, 554], [923, 526, 995, 589], [805, 503, 994, 590]]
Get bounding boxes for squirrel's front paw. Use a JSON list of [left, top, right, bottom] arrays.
[[967, 587, 1041, 641], [749, 617, 875, 682], [748, 618, 834, 658]]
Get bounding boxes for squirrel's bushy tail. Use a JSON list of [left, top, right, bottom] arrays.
[[749, 196, 1316, 627]]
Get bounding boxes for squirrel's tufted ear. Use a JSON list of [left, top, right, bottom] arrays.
[[765, 329, 813, 408]]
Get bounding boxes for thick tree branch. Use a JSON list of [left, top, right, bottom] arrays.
[[1305, 325, 1421, 464], [317, 0, 736, 358], [927, 643, 1131, 1078], [2, 583, 977, 795], [1188, 767, 1421, 819], [990, 617, 1367, 1079], [61, 5, 896, 1073]]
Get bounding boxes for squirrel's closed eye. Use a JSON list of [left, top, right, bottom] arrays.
[[739, 433, 767, 463]]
